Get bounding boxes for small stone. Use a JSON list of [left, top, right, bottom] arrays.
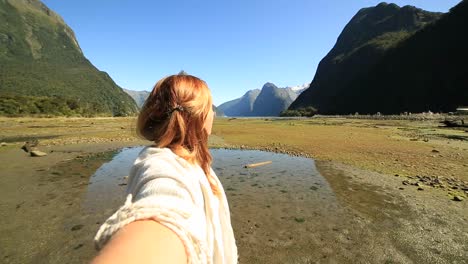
[[431, 149, 440, 153], [30, 150, 47, 157], [417, 187, 424, 191], [453, 196, 464, 202], [21, 143, 32, 153], [402, 180, 410, 185], [71, 224, 84, 231], [73, 243, 84, 250], [1, 142, 7, 146]]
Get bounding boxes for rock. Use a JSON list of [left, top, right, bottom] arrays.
[[21, 142, 32, 153], [431, 149, 440, 153], [417, 187, 424, 191], [402, 180, 410, 185], [73, 243, 84, 250], [71, 224, 84, 231], [453, 196, 464, 202], [30, 150, 47, 157], [1, 142, 7, 146]]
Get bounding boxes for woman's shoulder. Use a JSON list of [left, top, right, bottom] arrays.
[[127, 146, 203, 193], [135, 146, 194, 171]]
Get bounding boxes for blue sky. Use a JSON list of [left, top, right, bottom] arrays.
[[42, 0, 461, 106]]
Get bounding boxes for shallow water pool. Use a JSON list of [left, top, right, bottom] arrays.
[[83, 147, 336, 213]]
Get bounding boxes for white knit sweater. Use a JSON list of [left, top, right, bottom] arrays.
[[94, 147, 238, 264]]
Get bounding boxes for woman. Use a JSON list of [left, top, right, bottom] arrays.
[[92, 74, 237, 264]]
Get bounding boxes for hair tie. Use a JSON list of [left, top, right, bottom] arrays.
[[167, 105, 185, 116]]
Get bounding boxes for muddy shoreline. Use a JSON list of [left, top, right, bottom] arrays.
[[1, 142, 466, 263]]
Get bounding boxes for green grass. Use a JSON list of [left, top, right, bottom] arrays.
[[294, 217, 305, 223]]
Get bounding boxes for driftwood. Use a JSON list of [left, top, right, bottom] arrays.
[[244, 161, 272, 168]]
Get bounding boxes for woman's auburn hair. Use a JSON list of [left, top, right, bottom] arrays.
[[137, 74, 219, 195]]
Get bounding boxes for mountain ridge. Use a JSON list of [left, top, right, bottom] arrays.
[[218, 83, 306, 116]]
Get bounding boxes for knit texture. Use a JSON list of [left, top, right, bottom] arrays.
[[94, 147, 238, 264]]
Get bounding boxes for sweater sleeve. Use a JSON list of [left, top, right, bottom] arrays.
[[94, 157, 208, 263]]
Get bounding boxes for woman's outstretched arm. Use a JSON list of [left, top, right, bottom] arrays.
[[91, 220, 187, 264]]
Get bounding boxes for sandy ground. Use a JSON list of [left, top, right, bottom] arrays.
[[0, 116, 467, 263]]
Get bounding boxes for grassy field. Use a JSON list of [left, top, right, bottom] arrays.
[[213, 118, 468, 181]]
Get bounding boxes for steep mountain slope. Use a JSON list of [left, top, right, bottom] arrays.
[[0, 0, 138, 116], [290, 2, 442, 114], [328, 0, 468, 114]]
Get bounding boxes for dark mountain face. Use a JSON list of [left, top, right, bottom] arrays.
[[325, 0, 468, 114], [0, 0, 138, 116], [290, 2, 442, 114]]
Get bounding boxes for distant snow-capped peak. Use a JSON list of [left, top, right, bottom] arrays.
[[288, 83, 309, 92]]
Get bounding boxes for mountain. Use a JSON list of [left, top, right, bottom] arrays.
[[286, 83, 309, 94], [123, 89, 150, 108], [0, 0, 138, 116], [218, 83, 306, 116], [252, 83, 299, 116], [218, 89, 260, 116], [290, 2, 443, 114], [320, 0, 468, 114], [213, 105, 223, 116]]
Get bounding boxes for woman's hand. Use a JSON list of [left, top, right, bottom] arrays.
[[92, 220, 187, 264]]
